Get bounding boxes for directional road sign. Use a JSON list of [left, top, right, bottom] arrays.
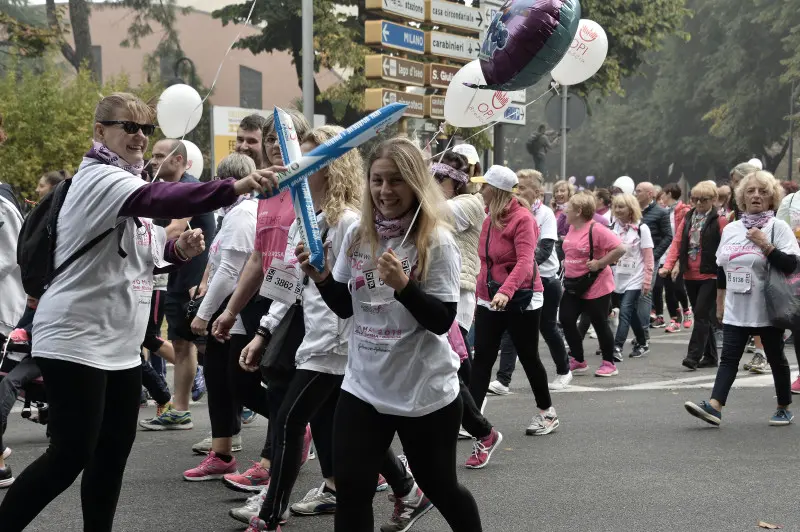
[[426, 30, 479, 62], [425, 94, 446, 119], [365, 0, 425, 22], [425, 62, 460, 89], [426, 0, 483, 34], [365, 20, 426, 54], [365, 88, 425, 118], [365, 55, 426, 86]]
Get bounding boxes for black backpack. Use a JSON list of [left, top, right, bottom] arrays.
[[16, 179, 117, 298]]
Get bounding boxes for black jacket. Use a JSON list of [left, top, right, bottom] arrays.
[[679, 208, 722, 275], [641, 201, 672, 262]]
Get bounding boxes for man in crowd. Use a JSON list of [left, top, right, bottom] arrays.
[[140, 139, 216, 430], [634, 182, 673, 338]]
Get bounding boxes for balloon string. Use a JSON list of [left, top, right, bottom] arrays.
[[151, 0, 260, 183], [427, 85, 556, 162]]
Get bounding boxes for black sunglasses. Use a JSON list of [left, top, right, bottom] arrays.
[[100, 120, 156, 136]]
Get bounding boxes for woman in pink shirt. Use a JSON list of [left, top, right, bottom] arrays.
[[560, 192, 626, 377], [467, 166, 556, 470], [661, 181, 727, 371]]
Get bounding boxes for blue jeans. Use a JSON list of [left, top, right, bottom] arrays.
[[614, 289, 648, 349], [636, 270, 659, 341]]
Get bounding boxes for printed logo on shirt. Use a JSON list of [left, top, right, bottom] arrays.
[[135, 219, 153, 247], [719, 243, 763, 260], [354, 324, 403, 340]]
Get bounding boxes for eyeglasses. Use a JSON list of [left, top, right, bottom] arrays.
[[691, 196, 712, 203], [100, 121, 157, 136]]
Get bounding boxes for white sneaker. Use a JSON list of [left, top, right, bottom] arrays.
[[2, 447, 11, 460], [548, 371, 573, 390], [229, 487, 266, 524], [192, 432, 242, 455], [588, 325, 598, 339], [487, 380, 510, 395], [290, 483, 337, 515]]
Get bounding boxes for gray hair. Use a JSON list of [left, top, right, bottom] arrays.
[[216, 153, 256, 180], [730, 162, 759, 183]]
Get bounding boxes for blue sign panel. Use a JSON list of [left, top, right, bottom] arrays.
[[381, 21, 425, 54]]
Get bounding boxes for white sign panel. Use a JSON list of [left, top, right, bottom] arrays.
[[428, 0, 483, 32], [427, 31, 480, 62], [211, 105, 270, 175], [498, 103, 526, 125], [373, 0, 426, 21], [509, 89, 526, 103]]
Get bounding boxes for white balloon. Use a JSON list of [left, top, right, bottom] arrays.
[[748, 158, 763, 170], [444, 60, 511, 127], [551, 20, 609, 86], [157, 84, 203, 138], [182, 140, 204, 178]]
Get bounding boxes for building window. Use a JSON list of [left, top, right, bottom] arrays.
[[91, 45, 102, 82], [240, 66, 262, 109]]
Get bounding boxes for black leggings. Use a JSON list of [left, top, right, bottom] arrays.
[[333, 391, 481, 532], [654, 274, 690, 319], [561, 292, 615, 363], [471, 306, 551, 411], [260, 369, 342, 527], [140, 353, 171, 406], [0, 358, 141, 532], [458, 326, 493, 439]]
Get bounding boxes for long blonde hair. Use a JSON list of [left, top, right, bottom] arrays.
[[355, 137, 450, 281], [303, 126, 363, 226], [488, 188, 529, 228]]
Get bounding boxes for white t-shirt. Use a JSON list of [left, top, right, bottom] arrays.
[[533, 204, 559, 279], [33, 159, 170, 371], [612, 222, 654, 293], [332, 224, 461, 417], [197, 198, 258, 333], [716, 218, 800, 327]]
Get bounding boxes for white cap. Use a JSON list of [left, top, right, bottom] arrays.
[[452, 143, 480, 165], [612, 175, 635, 195], [747, 158, 763, 170], [471, 165, 518, 192]]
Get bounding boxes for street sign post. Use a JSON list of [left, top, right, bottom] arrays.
[[426, 0, 483, 33], [365, 20, 426, 54], [425, 94, 446, 119], [365, 88, 425, 118], [425, 62, 460, 89], [365, 55, 426, 86], [426, 30, 479, 62], [365, 0, 425, 22]]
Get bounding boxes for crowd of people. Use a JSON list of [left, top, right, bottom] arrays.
[[0, 95, 798, 532]]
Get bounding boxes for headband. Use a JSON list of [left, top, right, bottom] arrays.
[[430, 162, 468, 184]]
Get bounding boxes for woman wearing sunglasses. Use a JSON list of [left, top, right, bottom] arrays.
[[0, 93, 281, 532], [661, 181, 727, 371]]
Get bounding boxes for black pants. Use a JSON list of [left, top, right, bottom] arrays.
[[471, 306, 551, 411], [140, 353, 171, 406], [260, 369, 342, 526], [0, 358, 141, 532], [333, 391, 481, 532], [496, 276, 569, 386], [457, 326, 492, 439], [711, 325, 792, 407], [0, 356, 42, 451], [685, 279, 718, 363], [659, 274, 690, 319], [792, 328, 800, 369], [560, 292, 615, 363], [577, 292, 618, 340]]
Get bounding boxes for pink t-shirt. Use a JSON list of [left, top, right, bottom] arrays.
[[255, 190, 295, 273], [562, 221, 621, 300]]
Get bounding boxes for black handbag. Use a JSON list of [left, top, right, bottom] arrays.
[[485, 225, 535, 312], [765, 224, 800, 329], [563, 222, 602, 297]]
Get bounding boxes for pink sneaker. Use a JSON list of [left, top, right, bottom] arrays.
[[595, 360, 619, 377], [223, 461, 271, 492], [246, 516, 281, 532], [792, 376, 800, 395], [183, 451, 237, 481], [377, 474, 389, 492], [569, 357, 588, 374], [682, 309, 694, 329], [665, 320, 681, 333], [301, 424, 312, 466], [8, 328, 29, 343], [465, 428, 503, 469]]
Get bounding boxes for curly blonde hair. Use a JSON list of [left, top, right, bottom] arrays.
[[303, 126, 363, 226], [356, 137, 450, 281], [734, 170, 784, 213], [611, 193, 642, 223]]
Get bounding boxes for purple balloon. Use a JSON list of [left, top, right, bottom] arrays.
[[586, 175, 595, 185], [568, 176, 576, 184], [478, 0, 581, 91]]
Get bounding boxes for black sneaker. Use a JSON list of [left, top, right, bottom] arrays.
[[0, 466, 14, 488], [682, 358, 699, 370], [630, 343, 650, 358], [697, 358, 718, 368]]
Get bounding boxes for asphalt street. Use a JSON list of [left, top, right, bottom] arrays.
[[2, 328, 799, 532]]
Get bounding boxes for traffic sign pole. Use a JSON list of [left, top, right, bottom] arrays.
[[560, 85, 568, 180], [302, 0, 313, 123]]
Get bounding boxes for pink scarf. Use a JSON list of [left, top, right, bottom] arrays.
[[85, 141, 144, 176], [374, 207, 415, 240], [741, 210, 774, 230]]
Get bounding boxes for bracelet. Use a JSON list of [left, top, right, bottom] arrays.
[[256, 326, 269, 338], [174, 241, 189, 261]]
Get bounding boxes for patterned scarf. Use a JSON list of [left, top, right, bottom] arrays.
[[374, 207, 415, 240], [222, 194, 251, 216], [688, 210, 708, 260], [741, 210, 774, 230], [531, 199, 543, 215], [85, 141, 144, 176]]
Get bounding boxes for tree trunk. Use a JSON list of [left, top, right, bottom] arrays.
[[68, 0, 97, 80], [764, 136, 791, 174]]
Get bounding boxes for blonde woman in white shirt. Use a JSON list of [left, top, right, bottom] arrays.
[[685, 171, 799, 427], [610, 194, 654, 360]]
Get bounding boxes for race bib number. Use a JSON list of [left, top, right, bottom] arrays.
[[616, 258, 636, 275], [262, 259, 303, 304], [363, 258, 411, 292], [726, 268, 752, 294]]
